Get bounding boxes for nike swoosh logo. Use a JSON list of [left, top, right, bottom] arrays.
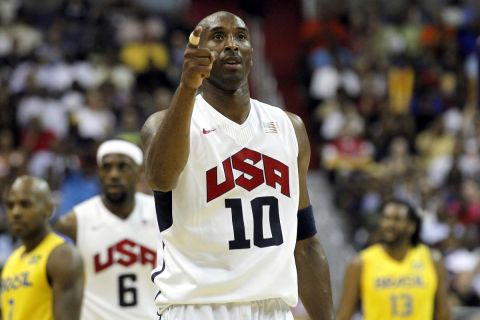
[[202, 128, 216, 134]]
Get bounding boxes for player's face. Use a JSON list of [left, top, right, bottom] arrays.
[[99, 154, 138, 204], [379, 203, 414, 245], [5, 184, 49, 239], [202, 13, 253, 91]]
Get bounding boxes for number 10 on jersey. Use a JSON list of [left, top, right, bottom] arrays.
[[226, 196, 283, 249]]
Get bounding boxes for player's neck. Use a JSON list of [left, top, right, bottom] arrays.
[[102, 196, 135, 220], [22, 226, 49, 253], [201, 81, 251, 124], [382, 240, 411, 262]]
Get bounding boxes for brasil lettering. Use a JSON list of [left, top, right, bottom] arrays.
[[375, 275, 425, 288], [1, 272, 32, 292], [206, 147, 290, 202], [94, 239, 156, 273]]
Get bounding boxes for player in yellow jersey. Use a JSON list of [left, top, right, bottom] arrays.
[[0, 176, 84, 320], [337, 198, 451, 320]]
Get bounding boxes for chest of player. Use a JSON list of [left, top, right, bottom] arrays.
[[1, 252, 48, 294], [190, 123, 297, 201], [81, 223, 156, 274], [364, 253, 436, 293], [192, 123, 293, 166], [361, 246, 438, 320]]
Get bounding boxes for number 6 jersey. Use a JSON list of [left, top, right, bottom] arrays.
[[74, 193, 159, 320], [153, 95, 300, 312]]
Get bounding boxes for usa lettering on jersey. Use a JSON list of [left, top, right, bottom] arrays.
[[206, 147, 290, 202], [94, 239, 156, 273]]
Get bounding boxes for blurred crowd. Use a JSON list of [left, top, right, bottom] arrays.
[[0, 0, 191, 263], [300, 0, 480, 310]]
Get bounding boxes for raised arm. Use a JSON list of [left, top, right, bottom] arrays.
[[141, 26, 216, 191], [431, 250, 452, 320], [53, 211, 77, 243], [288, 112, 334, 320], [336, 255, 362, 320], [47, 243, 84, 320]]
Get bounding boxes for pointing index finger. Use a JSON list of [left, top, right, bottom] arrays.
[[188, 26, 203, 47]]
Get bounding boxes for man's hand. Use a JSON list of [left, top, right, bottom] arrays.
[[181, 26, 217, 90]]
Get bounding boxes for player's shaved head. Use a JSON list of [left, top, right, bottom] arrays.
[[10, 175, 52, 204], [197, 11, 248, 31]]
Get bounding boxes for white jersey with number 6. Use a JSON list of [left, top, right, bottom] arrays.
[[75, 193, 159, 320], [153, 95, 300, 312]]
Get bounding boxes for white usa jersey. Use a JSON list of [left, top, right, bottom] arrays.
[[74, 193, 159, 320], [153, 95, 300, 312]]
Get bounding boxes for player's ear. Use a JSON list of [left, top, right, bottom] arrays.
[[45, 199, 55, 221], [251, 48, 254, 67]]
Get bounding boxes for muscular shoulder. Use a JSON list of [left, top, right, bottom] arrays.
[[49, 242, 80, 263], [285, 111, 305, 130], [141, 110, 168, 148], [284, 111, 309, 155], [143, 110, 168, 130], [345, 253, 363, 278], [54, 211, 77, 243], [47, 242, 83, 280]]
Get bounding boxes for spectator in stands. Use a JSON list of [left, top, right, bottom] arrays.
[[73, 88, 115, 141]]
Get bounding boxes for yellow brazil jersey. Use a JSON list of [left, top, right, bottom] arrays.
[[360, 243, 437, 320], [1, 232, 65, 320]]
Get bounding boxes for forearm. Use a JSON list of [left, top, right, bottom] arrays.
[[49, 244, 84, 320], [145, 83, 197, 190], [54, 291, 82, 320], [432, 254, 452, 320], [336, 257, 362, 320], [295, 237, 334, 320]]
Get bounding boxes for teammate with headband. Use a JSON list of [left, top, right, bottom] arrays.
[[55, 139, 159, 320]]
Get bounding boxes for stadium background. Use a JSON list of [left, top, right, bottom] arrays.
[[0, 0, 479, 318]]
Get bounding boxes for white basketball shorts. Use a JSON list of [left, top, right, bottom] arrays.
[[160, 298, 294, 320]]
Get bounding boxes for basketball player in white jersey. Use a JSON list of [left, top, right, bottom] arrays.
[[54, 140, 158, 320], [142, 11, 334, 320]]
